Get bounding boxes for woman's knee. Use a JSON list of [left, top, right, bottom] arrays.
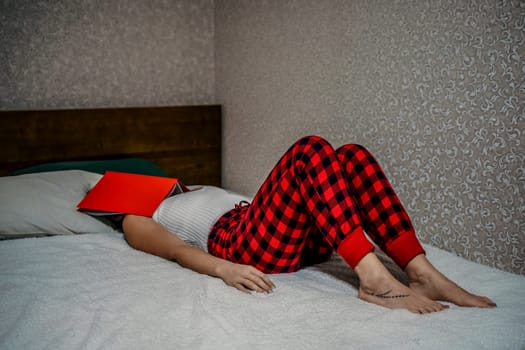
[[281, 135, 336, 171], [337, 143, 368, 154], [336, 143, 373, 160], [293, 135, 331, 152]]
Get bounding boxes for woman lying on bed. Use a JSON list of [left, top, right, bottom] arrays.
[[121, 135, 496, 314]]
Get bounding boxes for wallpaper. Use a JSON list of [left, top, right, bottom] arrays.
[[0, 0, 214, 109], [216, 0, 524, 274]]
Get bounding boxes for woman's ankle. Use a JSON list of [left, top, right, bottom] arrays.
[[404, 254, 436, 280], [355, 252, 396, 292]]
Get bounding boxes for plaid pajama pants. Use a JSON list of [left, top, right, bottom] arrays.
[[208, 135, 425, 274]]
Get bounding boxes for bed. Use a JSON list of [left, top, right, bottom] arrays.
[[0, 106, 524, 350]]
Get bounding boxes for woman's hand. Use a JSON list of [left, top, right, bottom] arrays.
[[216, 261, 275, 294], [123, 215, 275, 294]]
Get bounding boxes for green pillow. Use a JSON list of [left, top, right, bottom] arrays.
[[9, 158, 167, 177]]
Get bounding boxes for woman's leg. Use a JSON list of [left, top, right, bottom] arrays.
[[335, 143, 424, 268], [209, 136, 447, 312], [209, 135, 374, 273], [214, 136, 446, 312], [336, 143, 496, 308], [208, 136, 491, 312]]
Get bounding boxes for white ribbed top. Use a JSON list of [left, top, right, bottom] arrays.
[[152, 186, 251, 251]]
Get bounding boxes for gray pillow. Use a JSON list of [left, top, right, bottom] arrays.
[[0, 170, 117, 239]]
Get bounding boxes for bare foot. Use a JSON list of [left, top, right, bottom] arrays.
[[405, 255, 497, 308], [355, 253, 449, 314]]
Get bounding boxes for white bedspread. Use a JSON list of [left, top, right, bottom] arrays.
[[1, 233, 524, 350]]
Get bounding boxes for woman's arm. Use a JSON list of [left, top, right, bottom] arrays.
[[122, 214, 275, 293]]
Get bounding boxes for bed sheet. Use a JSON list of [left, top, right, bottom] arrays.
[[0, 233, 523, 350]]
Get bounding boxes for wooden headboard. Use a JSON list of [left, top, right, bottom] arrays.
[[0, 105, 222, 186]]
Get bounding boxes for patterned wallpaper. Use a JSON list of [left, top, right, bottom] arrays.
[[216, 0, 524, 274], [0, 0, 214, 109]]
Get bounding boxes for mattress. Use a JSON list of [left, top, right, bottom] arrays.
[[1, 232, 523, 350]]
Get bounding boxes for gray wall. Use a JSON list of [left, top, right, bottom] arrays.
[[0, 0, 214, 109], [216, 0, 524, 274]]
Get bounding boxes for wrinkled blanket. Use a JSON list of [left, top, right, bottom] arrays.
[[1, 233, 523, 350]]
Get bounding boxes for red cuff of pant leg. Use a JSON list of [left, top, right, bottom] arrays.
[[336, 227, 375, 269], [385, 231, 426, 269]]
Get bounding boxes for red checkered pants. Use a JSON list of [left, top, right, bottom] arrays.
[[208, 135, 424, 273]]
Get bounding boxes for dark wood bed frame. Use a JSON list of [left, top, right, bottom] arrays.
[[0, 105, 222, 186]]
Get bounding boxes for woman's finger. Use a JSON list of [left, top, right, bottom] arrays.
[[261, 274, 276, 290], [242, 279, 264, 293], [249, 270, 275, 291], [234, 283, 252, 294], [253, 275, 274, 292]]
